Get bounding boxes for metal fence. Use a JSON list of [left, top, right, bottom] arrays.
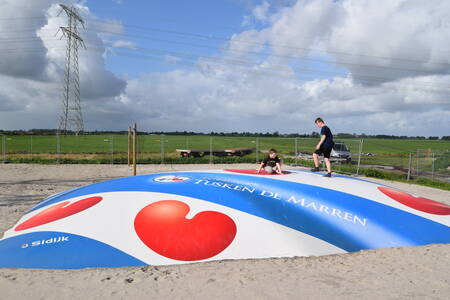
[[1, 134, 449, 183], [411, 149, 449, 182]]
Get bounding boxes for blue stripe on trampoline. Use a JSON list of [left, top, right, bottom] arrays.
[[0, 231, 146, 269]]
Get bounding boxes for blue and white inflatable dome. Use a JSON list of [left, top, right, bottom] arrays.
[[0, 169, 449, 269]]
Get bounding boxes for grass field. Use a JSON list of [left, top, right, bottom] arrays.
[[2, 134, 449, 155], [2, 134, 449, 189], [2, 134, 449, 174]]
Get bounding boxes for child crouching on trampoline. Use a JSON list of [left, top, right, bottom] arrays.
[[258, 148, 282, 174]]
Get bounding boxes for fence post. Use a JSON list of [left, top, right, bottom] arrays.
[[137, 132, 142, 162], [133, 123, 137, 175], [56, 133, 60, 164], [356, 139, 363, 175], [127, 126, 131, 166], [30, 135, 33, 160], [255, 137, 259, 163], [431, 151, 435, 181], [295, 137, 298, 166], [416, 149, 419, 177], [407, 152, 412, 181], [2, 135, 5, 163], [110, 135, 114, 165], [160, 134, 165, 164], [209, 136, 213, 164]]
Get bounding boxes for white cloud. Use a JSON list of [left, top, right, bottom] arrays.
[[327, 0, 450, 84], [0, 0, 66, 79], [111, 40, 136, 49], [1, 0, 449, 137], [0, 0, 126, 129]]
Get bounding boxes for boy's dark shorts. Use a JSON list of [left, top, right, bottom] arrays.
[[314, 146, 332, 159]]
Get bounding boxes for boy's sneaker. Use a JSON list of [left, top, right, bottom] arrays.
[[311, 167, 320, 172], [323, 173, 332, 177]]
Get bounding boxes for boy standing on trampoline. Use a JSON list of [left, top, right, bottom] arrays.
[[311, 117, 334, 177]]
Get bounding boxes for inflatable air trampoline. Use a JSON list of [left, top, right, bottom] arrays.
[[0, 169, 449, 269]]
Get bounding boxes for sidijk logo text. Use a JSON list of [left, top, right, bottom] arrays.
[[21, 236, 69, 248]]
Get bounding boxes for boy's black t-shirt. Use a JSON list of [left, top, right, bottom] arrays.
[[320, 125, 334, 148], [262, 155, 281, 167]]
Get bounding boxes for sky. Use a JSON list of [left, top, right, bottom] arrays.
[[0, 0, 449, 136]]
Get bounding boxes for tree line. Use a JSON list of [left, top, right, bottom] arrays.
[[1, 129, 449, 140]]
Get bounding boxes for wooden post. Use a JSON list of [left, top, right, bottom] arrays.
[[127, 126, 131, 166], [133, 123, 137, 176]]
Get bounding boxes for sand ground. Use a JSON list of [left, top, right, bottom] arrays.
[[0, 164, 449, 300]]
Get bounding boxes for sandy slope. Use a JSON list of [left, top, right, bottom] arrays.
[[0, 164, 449, 300]]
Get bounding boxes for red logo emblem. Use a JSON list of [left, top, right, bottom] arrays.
[[15, 196, 102, 231], [134, 200, 237, 261], [153, 175, 191, 183], [378, 187, 450, 215]]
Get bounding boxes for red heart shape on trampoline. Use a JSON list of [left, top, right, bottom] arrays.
[[15, 196, 102, 231], [134, 200, 237, 261], [378, 187, 450, 215]]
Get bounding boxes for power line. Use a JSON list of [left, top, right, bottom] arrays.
[[1, 23, 450, 92], [1, 26, 448, 78], [2, 14, 449, 66], [0, 16, 61, 22], [79, 27, 448, 75], [1, 38, 450, 92], [2, 45, 449, 99], [87, 18, 450, 67], [85, 45, 450, 93]]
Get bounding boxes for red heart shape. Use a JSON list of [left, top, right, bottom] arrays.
[[378, 187, 450, 215], [134, 200, 237, 261], [15, 196, 102, 231]]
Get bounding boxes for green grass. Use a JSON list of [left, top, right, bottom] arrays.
[[2, 135, 449, 154], [2, 135, 448, 175]]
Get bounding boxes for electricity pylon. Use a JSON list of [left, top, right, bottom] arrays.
[[57, 4, 86, 135]]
